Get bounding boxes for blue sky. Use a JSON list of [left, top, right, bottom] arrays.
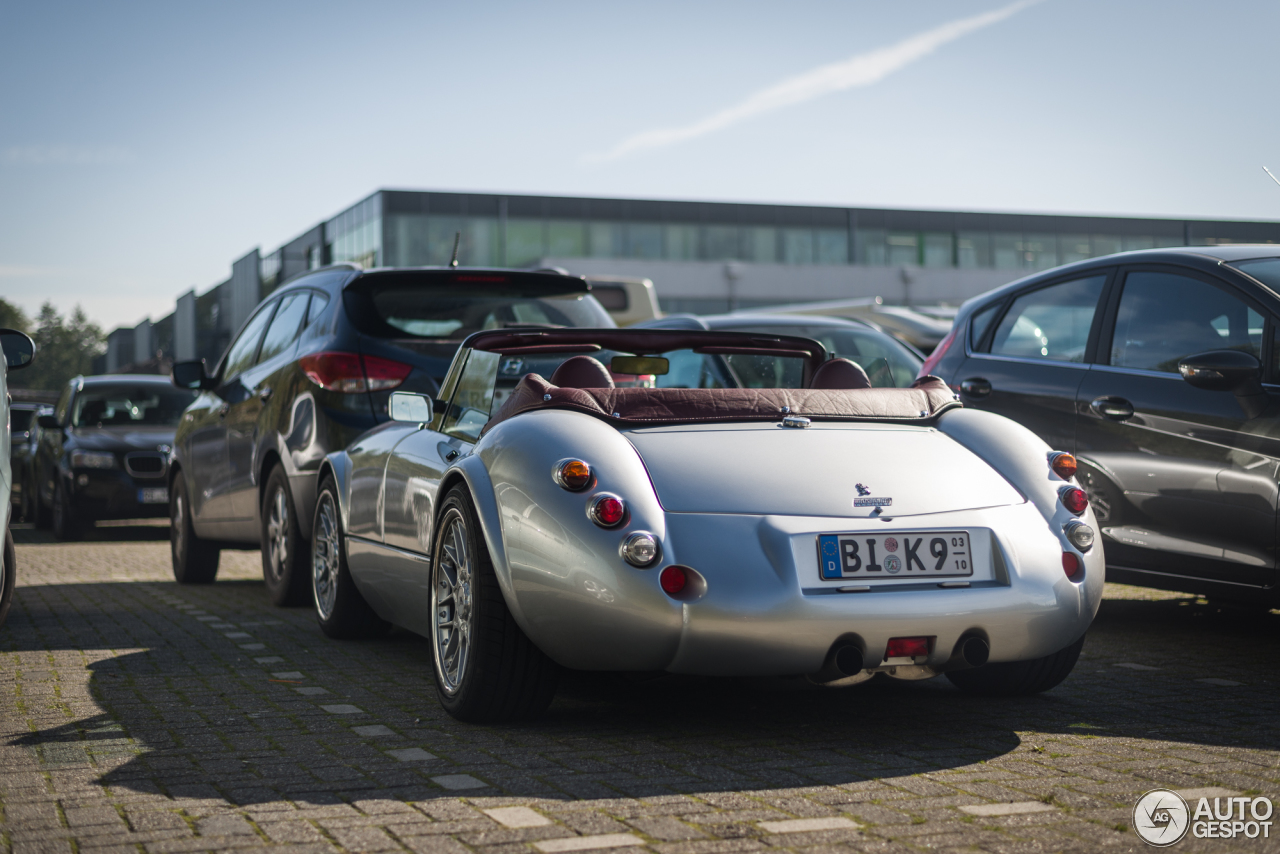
[[3, 0, 1279, 330]]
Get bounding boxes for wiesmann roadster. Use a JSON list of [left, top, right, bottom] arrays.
[[311, 328, 1104, 721]]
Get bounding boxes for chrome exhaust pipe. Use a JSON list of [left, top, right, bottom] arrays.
[[961, 635, 990, 668]]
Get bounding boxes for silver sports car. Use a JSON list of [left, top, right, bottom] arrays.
[[312, 328, 1103, 721]]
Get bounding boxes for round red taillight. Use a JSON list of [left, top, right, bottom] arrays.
[[659, 565, 687, 594], [1060, 486, 1088, 514], [1062, 552, 1081, 578], [589, 494, 625, 527], [1049, 452, 1077, 480], [555, 459, 592, 491]]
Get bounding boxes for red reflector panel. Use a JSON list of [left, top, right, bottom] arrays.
[[885, 636, 931, 658], [1062, 552, 1081, 577], [659, 565, 687, 594], [361, 354, 413, 391], [1061, 486, 1088, 514], [590, 494, 625, 527], [299, 352, 367, 393]]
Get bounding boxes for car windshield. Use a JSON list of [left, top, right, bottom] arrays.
[[10, 409, 35, 433], [72, 386, 196, 428], [352, 288, 612, 341], [722, 324, 923, 387]]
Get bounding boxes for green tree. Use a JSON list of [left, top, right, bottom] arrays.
[[10, 302, 105, 391], [0, 298, 29, 333]]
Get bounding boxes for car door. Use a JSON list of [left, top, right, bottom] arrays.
[[213, 301, 276, 533], [953, 271, 1111, 452], [1075, 265, 1280, 588], [226, 291, 312, 525]]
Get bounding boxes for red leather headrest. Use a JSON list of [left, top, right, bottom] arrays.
[[549, 355, 615, 389], [810, 358, 872, 390]]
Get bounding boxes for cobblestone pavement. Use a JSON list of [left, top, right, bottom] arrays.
[[2, 522, 1278, 854]]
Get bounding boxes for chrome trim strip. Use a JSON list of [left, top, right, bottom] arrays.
[[344, 533, 432, 566]]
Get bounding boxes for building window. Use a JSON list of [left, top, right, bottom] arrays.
[[922, 232, 953, 268], [856, 229, 887, 266], [887, 232, 918, 267], [664, 225, 698, 260], [816, 229, 849, 265], [781, 228, 814, 264], [505, 218, 544, 267], [547, 221, 586, 257]]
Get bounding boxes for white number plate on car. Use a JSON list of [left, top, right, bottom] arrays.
[[818, 531, 972, 580], [138, 487, 169, 504]]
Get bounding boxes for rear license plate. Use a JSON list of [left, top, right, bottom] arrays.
[[818, 531, 972, 580], [138, 487, 169, 504]]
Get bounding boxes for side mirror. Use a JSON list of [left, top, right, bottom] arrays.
[[388, 391, 433, 424], [1178, 350, 1263, 394], [171, 359, 212, 391], [0, 328, 35, 370], [37, 414, 60, 430]]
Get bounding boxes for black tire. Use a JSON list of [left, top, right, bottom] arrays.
[[311, 476, 390, 639], [52, 480, 84, 541], [946, 635, 1086, 697], [18, 474, 34, 524], [261, 464, 310, 607], [0, 526, 16, 627], [1078, 464, 1122, 527], [429, 485, 559, 722], [31, 474, 50, 530], [170, 475, 219, 584]]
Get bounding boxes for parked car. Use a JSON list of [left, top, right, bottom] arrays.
[[1, 328, 36, 627], [736, 297, 955, 353], [635, 313, 923, 387], [922, 245, 1280, 607], [300, 327, 1101, 721], [9, 402, 50, 523], [31, 375, 195, 540], [168, 264, 614, 605]]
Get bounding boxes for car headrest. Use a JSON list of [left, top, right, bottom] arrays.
[[810, 358, 872, 390], [549, 355, 615, 389]]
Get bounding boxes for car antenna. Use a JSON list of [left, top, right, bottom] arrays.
[[449, 232, 461, 267], [1264, 166, 1280, 188]]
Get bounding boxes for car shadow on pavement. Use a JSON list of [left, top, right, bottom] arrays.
[[3, 580, 1279, 807], [11, 520, 171, 545]]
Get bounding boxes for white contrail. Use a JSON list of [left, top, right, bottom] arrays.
[[587, 0, 1042, 163]]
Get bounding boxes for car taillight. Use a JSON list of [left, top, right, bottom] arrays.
[[298, 352, 412, 393], [554, 459, 592, 491], [588, 493, 625, 527], [1062, 552, 1081, 577], [1049, 452, 1077, 480], [659, 565, 687, 594], [917, 324, 957, 378], [1060, 486, 1088, 514], [886, 637, 931, 658]]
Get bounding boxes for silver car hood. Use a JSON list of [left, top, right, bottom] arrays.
[[624, 422, 1025, 518]]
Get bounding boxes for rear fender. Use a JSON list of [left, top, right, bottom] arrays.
[[318, 451, 353, 532]]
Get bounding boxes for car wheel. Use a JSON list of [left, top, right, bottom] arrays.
[[945, 635, 1085, 697], [1077, 464, 1121, 527], [31, 475, 50, 530], [430, 484, 559, 722], [0, 526, 16, 627], [261, 464, 310, 607], [52, 481, 83, 541], [18, 475, 33, 523], [311, 475, 390, 639], [170, 475, 219, 584]]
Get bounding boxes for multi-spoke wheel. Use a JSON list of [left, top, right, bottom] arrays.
[[429, 485, 559, 722], [261, 464, 309, 606], [170, 474, 219, 584], [311, 476, 388, 639]]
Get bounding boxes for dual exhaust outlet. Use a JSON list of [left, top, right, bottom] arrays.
[[824, 633, 991, 679]]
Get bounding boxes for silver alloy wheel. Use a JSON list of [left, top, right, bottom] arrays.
[[266, 487, 289, 581], [431, 508, 474, 696], [172, 490, 185, 558], [312, 493, 340, 620]]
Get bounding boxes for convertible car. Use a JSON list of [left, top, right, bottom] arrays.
[[312, 328, 1104, 721]]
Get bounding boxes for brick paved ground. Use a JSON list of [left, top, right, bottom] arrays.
[[2, 521, 1278, 854]]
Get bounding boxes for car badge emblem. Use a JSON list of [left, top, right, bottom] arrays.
[[500, 357, 524, 376], [855, 483, 871, 496]]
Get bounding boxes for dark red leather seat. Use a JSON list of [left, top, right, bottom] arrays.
[[809, 358, 872, 390], [549, 355, 615, 389]]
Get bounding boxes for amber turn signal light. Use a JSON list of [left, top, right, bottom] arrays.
[[554, 458, 592, 491], [1049, 451, 1077, 480]]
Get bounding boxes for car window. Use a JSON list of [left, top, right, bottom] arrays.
[[1111, 271, 1262, 373], [989, 275, 1106, 363], [655, 350, 730, 389], [442, 350, 501, 442], [969, 302, 1002, 350], [55, 384, 73, 425], [11, 408, 34, 433], [348, 285, 612, 341], [726, 324, 922, 388], [71, 385, 197, 428], [256, 292, 309, 364], [223, 302, 276, 380], [307, 291, 330, 326]]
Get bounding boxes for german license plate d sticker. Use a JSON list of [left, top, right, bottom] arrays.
[[818, 532, 972, 580]]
